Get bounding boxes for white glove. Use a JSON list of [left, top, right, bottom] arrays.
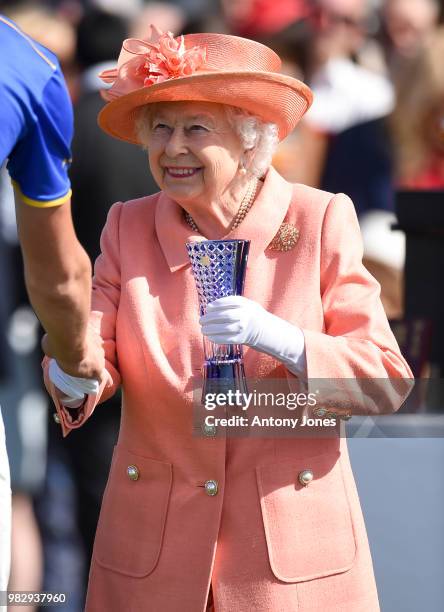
[[199, 296, 306, 376], [48, 359, 100, 408]]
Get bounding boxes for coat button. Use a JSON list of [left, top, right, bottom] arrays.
[[53, 413, 61, 424], [298, 469, 314, 486], [202, 423, 217, 437], [312, 407, 328, 418], [127, 465, 139, 481], [204, 480, 218, 496]]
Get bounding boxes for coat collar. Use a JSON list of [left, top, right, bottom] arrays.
[[155, 166, 293, 273]]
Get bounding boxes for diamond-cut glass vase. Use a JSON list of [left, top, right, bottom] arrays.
[[186, 239, 250, 402]]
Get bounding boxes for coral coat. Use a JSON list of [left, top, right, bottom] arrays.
[[44, 167, 412, 611]]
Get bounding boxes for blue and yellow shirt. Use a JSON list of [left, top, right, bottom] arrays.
[[0, 15, 73, 207]]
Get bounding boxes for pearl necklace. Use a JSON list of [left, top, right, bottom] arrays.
[[184, 178, 260, 233]]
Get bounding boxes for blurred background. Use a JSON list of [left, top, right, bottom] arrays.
[[0, 1, 443, 610]]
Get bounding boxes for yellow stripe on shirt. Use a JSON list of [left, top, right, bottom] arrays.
[[12, 180, 71, 207]]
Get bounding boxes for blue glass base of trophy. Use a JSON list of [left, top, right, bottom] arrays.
[[202, 358, 248, 408]]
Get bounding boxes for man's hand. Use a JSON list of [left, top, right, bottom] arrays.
[[42, 332, 105, 381]]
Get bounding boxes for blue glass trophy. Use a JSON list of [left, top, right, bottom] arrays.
[[186, 240, 250, 403]]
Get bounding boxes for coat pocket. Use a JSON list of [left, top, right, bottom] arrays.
[[256, 451, 357, 583], [93, 445, 172, 577]]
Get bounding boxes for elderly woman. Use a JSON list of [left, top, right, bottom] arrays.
[[44, 28, 412, 612]]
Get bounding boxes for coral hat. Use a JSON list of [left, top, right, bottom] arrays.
[[97, 27, 313, 144]]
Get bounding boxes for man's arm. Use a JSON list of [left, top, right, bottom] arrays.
[[2, 28, 103, 378], [14, 193, 103, 379]]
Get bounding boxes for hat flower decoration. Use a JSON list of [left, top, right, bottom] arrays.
[[99, 27, 207, 101]]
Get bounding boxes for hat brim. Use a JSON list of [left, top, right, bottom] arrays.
[[98, 71, 313, 144]]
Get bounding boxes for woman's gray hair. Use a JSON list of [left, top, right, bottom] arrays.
[[135, 103, 279, 179], [223, 105, 279, 179]]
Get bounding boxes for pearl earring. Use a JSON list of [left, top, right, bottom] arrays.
[[239, 167, 247, 176]]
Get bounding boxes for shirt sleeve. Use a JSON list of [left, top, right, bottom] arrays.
[[7, 64, 73, 207], [0, 84, 25, 165]]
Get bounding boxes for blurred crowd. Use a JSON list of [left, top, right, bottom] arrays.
[[0, 0, 443, 610]]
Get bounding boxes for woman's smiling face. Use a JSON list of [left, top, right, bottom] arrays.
[[146, 101, 244, 205]]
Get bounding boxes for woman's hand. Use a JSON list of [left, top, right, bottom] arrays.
[[200, 296, 268, 346], [199, 296, 307, 376]]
